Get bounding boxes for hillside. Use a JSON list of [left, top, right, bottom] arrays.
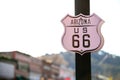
[[60, 51, 120, 80]]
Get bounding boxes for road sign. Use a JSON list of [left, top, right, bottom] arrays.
[[62, 13, 104, 55]]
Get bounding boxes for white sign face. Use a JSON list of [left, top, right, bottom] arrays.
[[61, 13, 104, 55]]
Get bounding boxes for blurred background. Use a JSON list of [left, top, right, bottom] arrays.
[[0, 51, 120, 80], [0, 0, 120, 80]]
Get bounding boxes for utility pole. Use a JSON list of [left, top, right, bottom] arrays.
[[75, 0, 91, 80]]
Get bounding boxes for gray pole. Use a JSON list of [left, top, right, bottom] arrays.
[[75, 0, 91, 80]]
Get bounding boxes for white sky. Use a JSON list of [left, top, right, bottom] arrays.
[[0, 0, 120, 57]]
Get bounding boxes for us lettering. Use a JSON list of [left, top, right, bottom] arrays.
[[72, 26, 90, 48]]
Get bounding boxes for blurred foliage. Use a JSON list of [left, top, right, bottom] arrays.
[[60, 51, 120, 80], [91, 51, 120, 80], [0, 56, 17, 64]]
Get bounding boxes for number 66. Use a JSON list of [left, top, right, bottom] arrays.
[[72, 34, 90, 48]]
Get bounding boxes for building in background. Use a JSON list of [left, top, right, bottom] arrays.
[[0, 51, 75, 80], [38, 54, 75, 80], [0, 51, 42, 80], [0, 57, 16, 80], [29, 57, 42, 80]]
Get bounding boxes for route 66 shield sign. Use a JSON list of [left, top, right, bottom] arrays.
[[61, 13, 104, 55]]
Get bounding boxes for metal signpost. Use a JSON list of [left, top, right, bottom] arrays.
[[75, 0, 91, 80], [75, 0, 104, 80], [61, 0, 104, 80]]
